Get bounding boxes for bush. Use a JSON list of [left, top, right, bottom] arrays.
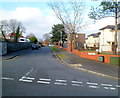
[[110, 57, 120, 66]]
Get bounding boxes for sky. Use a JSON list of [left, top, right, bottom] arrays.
[[0, 0, 115, 40]]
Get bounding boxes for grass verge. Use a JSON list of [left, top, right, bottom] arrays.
[[57, 54, 67, 58], [51, 46, 60, 52]]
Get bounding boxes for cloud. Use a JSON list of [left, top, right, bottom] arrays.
[[0, 7, 60, 39], [81, 17, 115, 37], [0, 6, 115, 39]]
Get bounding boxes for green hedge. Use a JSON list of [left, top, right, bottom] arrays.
[[110, 57, 120, 66]]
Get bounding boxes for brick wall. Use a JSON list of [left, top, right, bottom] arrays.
[[55, 42, 120, 64]]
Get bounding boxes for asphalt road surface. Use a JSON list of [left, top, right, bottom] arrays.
[[2, 47, 119, 96]]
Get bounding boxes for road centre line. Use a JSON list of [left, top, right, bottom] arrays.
[[109, 87, 116, 90], [2, 77, 14, 80], [87, 82, 98, 85], [71, 81, 82, 84], [54, 82, 67, 85], [89, 85, 99, 89], [37, 81, 50, 84], [19, 79, 32, 82], [101, 84, 113, 87], [104, 87, 109, 89], [39, 78, 51, 81], [55, 79, 67, 82], [116, 85, 120, 87], [23, 76, 35, 80], [72, 84, 80, 87]]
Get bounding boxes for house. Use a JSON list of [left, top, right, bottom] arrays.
[[43, 40, 50, 46], [67, 33, 85, 49], [6, 32, 29, 42], [85, 32, 101, 50], [99, 24, 120, 54]]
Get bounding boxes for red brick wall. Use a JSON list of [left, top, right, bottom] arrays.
[[55, 42, 120, 64]]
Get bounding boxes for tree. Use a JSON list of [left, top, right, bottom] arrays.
[[29, 36, 38, 43], [0, 20, 8, 42], [8, 19, 26, 42], [26, 33, 35, 38], [88, 1, 120, 54], [51, 24, 67, 44], [48, 1, 90, 51], [43, 33, 51, 41]]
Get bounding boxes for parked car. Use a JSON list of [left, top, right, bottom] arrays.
[[32, 44, 41, 50], [32, 44, 39, 50], [49, 44, 54, 46], [37, 44, 41, 48]]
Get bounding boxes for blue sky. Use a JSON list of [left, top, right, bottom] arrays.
[[0, 1, 115, 40]]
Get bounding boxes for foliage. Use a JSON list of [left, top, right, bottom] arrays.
[[89, 1, 120, 20], [51, 24, 67, 43], [29, 36, 38, 43], [14, 26, 20, 42]]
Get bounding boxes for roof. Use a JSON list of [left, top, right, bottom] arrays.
[[88, 32, 101, 37], [6, 32, 25, 38], [99, 25, 115, 30], [99, 24, 120, 30]]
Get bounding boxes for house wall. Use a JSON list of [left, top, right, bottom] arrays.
[[99, 29, 115, 52], [76, 34, 85, 48], [86, 36, 99, 48], [67, 33, 85, 49]]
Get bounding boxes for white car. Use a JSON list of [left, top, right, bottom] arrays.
[[18, 38, 30, 42], [49, 44, 54, 46]]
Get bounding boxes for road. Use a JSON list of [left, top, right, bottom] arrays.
[[2, 47, 119, 96]]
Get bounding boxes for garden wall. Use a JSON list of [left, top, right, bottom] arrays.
[[0, 42, 32, 55], [55, 42, 120, 65]]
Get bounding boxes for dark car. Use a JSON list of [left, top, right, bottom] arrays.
[[32, 44, 39, 50], [37, 44, 41, 48]]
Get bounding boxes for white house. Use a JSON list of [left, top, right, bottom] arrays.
[[99, 24, 120, 54], [85, 32, 101, 49]]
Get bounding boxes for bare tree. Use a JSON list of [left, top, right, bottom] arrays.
[[43, 33, 51, 41], [8, 19, 26, 33], [26, 33, 36, 38], [48, 1, 91, 51], [8, 19, 26, 42], [0, 20, 8, 42]]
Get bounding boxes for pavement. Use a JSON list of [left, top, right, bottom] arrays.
[[2, 47, 119, 80], [2, 48, 31, 60], [52, 47, 119, 81]]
